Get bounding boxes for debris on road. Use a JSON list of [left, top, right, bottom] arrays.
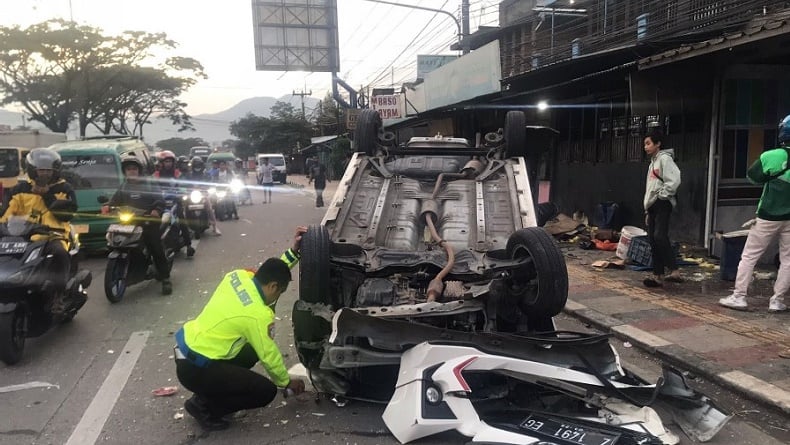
[[173, 412, 184, 420], [152, 386, 179, 397], [623, 342, 633, 348]]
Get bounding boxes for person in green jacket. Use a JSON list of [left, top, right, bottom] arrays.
[[642, 131, 683, 287], [720, 114, 790, 312], [174, 226, 308, 430]]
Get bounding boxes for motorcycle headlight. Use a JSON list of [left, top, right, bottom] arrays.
[[25, 247, 42, 264], [216, 191, 227, 199], [119, 213, 134, 223], [190, 190, 203, 204], [229, 179, 243, 194], [208, 187, 217, 195]]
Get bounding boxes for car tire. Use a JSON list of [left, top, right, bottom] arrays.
[[356, 109, 382, 157], [504, 110, 527, 158], [299, 224, 331, 304], [505, 227, 568, 317]]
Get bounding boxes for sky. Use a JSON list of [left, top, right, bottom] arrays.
[[1, 0, 499, 115]]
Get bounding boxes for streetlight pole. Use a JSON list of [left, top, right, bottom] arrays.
[[360, 0, 469, 54]]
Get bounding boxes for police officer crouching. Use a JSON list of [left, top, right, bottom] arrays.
[[173, 226, 307, 430]]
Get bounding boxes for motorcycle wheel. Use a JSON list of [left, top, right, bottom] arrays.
[[104, 258, 128, 303], [0, 308, 26, 365]]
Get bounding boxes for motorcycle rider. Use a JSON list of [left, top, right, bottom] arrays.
[[153, 151, 196, 255], [177, 156, 190, 174], [102, 155, 174, 295], [214, 160, 239, 220], [182, 156, 221, 235], [0, 148, 78, 313]]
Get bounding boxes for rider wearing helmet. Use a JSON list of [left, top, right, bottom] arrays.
[[0, 148, 78, 304], [185, 156, 207, 181], [153, 150, 195, 256], [177, 156, 190, 174], [103, 154, 173, 295], [719, 114, 790, 312], [181, 156, 221, 235]]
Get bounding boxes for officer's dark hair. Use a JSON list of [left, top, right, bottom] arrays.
[[255, 258, 291, 289], [645, 130, 664, 147]]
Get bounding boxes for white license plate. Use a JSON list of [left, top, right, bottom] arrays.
[[0, 241, 28, 254], [108, 224, 136, 234], [73, 224, 90, 234]]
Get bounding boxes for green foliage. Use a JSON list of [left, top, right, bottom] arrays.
[[156, 137, 208, 157], [330, 137, 352, 178], [311, 92, 347, 136], [229, 101, 312, 156], [0, 20, 205, 137]]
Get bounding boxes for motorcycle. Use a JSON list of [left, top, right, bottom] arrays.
[[212, 185, 238, 221], [0, 216, 92, 365], [230, 177, 252, 206], [161, 195, 188, 260], [102, 206, 168, 303], [184, 189, 210, 239]]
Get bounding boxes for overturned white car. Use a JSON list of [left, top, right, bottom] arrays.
[[292, 110, 729, 444]]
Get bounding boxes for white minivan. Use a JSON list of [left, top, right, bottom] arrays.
[[256, 153, 287, 184]]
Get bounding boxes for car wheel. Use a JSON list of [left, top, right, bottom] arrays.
[[505, 227, 568, 317], [299, 224, 331, 304], [356, 109, 382, 156], [0, 308, 26, 365], [504, 110, 527, 158]]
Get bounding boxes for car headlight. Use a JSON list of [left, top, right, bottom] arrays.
[[119, 213, 134, 223], [229, 179, 243, 194], [216, 191, 227, 199], [190, 190, 203, 204]]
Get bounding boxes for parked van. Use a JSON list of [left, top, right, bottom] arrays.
[[0, 147, 30, 204], [256, 153, 287, 184], [49, 136, 154, 251]]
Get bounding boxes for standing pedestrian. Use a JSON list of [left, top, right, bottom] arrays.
[[642, 131, 682, 287], [174, 226, 308, 430], [308, 159, 329, 208], [719, 114, 790, 312], [258, 157, 275, 204]]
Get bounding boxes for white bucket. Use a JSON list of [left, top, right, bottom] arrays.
[[616, 225, 647, 260]]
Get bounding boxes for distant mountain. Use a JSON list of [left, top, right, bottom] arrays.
[[0, 94, 321, 146]]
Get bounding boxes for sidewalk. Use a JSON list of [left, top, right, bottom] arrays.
[[562, 249, 790, 415]]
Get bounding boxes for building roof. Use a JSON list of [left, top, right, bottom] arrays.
[[639, 14, 790, 69]]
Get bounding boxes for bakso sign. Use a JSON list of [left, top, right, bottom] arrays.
[[371, 95, 402, 120]]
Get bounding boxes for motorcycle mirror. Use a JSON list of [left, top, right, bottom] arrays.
[[97, 195, 109, 204]]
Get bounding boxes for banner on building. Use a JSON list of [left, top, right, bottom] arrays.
[[371, 95, 403, 120], [251, 0, 340, 72], [417, 55, 457, 80]]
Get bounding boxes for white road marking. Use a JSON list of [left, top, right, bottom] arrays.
[[65, 331, 150, 445], [0, 381, 59, 393]]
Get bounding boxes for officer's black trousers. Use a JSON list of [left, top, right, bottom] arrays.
[[175, 344, 278, 418]]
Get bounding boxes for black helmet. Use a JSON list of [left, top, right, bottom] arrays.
[[26, 148, 62, 184], [177, 155, 190, 170], [191, 156, 205, 172], [120, 153, 144, 175]]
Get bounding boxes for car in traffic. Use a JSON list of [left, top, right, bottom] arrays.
[[50, 136, 154, 251]]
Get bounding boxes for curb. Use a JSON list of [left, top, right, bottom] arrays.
[[563, 299, 790, 415]]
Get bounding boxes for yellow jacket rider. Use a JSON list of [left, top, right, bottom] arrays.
[[1, 148, 77, 291], [174, 226, 307, 430]]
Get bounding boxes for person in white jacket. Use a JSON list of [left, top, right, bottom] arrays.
[[642, 131, 682, 287]]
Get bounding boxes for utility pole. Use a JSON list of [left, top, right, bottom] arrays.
[[292, 89, 312, 120], [462, 0, 470, 54]]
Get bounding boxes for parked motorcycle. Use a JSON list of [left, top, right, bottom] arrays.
[[0, 216, 92, 365], [184, 189, 210, 239], [102, 206, 168, 303]]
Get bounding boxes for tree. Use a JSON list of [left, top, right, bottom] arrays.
[[0, 20, 205, 137], [229, 104, 313, 157], [311, 92, 346, 137], [156, 137, 208, 157]]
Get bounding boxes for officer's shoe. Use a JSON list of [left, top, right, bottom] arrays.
[[162, 279, 173, 295], [185, 396, 229, 431], [186, 246, 196, 257]]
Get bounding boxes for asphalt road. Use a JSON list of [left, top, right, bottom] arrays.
[[0, 182, 787, 445]]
